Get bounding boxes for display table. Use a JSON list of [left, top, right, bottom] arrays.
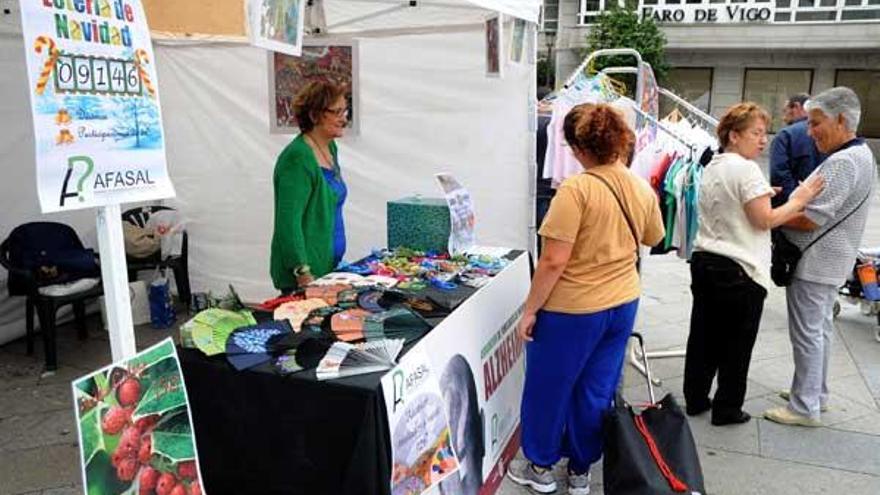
[[179, 251, 530, 495]]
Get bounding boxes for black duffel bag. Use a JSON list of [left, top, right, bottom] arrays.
[[603, 333, 706, 495]]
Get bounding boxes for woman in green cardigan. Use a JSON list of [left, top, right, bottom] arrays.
[[271, 81, 349, 292]]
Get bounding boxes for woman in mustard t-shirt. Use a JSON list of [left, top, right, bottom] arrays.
[[507, 104, 665, 495]]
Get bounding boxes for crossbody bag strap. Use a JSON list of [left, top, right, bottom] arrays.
[[585, 171, 640, 252], [800, 187, 873, 253]]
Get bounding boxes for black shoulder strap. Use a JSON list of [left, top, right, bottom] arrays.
[[802, 187, 873, 253], [585, 171, 639, 251]]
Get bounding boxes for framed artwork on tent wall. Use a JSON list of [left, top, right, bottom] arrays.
[[268, 39, 360, 135], [248, 0, 306, 57], [485, 14, 503, 78], [510, 18, 526, 64]]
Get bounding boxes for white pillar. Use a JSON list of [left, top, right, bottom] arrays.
[[96, 204, 137, 361]]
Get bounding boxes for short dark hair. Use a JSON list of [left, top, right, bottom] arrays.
[[293, 81, 347, 133], [787, 93, 810, 108]]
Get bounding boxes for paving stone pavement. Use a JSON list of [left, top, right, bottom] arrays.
[[3, 195, 880, 495]]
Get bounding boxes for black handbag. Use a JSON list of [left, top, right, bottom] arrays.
[[771, 189, 872, 287], [603, 333, 706, 495]]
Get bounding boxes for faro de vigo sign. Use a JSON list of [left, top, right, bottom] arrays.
[[640, 1, 775, 24]]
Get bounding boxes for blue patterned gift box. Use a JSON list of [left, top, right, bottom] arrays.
[[386, 196, 451, 254]]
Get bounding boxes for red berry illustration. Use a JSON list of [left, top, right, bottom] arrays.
[[190, 481, 201, 495], [177, 461, 196, 480], [169, 484, 186, 495], [102, 406, 132, 435], [135, 414, 160, 433], [138, 435, 153, 464], [111, 447, 125, 468], [116, 457, 138, 481], [139, 466, 160, 490], [118, 425, 141, 457], [156, 472, 177, 495], [118, 378, 142, 407]]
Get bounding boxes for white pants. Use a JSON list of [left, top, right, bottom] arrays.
[[785, 278, 838, 419]]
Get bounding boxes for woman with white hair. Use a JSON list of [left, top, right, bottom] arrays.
[[764, 87, 878, 427]]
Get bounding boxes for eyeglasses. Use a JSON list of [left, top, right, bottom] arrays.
[[324, 107, 349, 118]]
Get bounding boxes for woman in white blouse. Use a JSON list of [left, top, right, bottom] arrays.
[[683, 102, 824, 426]]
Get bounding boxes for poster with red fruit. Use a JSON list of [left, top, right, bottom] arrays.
[[71, 338, 204, 495]]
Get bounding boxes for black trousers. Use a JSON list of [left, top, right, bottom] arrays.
[[684, 251, 767, 416]]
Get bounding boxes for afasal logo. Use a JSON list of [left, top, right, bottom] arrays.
[[60, 155, 156, 206]]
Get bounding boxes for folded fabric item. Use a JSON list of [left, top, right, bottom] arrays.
[[358, 275, 399, 289], [275, 350, 304, 374], [274, 298, 328, 332], [226, 320, 293, 371], [336, 288, 362, 308], [357, 290, 386, 313], [300, 306, 345, 334], [305, 284, 352, 305], [378, 290, 449, 319], [315, 338, 405, 380], [330, 308, 372, 342], [183, 308, 257, 356], [255, 292, 305, 311], [38, 277, 100, 296], [363, 307, 432, 343], [310, 272, 367, 286]]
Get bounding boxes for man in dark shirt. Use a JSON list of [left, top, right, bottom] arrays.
[[770, 93, 825, 207]]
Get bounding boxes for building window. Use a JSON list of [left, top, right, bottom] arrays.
[[578, 0, 624, 24], [835, 70, 880, 138], [542, 0, 559, 33], [660, 68, 713, 118], [742, 69, 813, 132]]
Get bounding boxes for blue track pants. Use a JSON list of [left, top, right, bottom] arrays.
[[520, 299, 638, 473]]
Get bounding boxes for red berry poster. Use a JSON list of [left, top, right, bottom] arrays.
[[71, 338, 204, 495]]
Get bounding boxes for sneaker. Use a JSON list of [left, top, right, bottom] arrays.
[[763, 406, 822, 427], [778, 390, 829, 412], [507, 459, 557, 494], [567, 470, 591, 495]]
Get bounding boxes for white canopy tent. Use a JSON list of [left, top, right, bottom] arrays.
[[0, 0, 539, 346]]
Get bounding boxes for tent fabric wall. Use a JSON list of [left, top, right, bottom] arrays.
[[0, 27, 533, 344]]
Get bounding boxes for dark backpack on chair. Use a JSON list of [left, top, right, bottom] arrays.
[[4, 222, 99, 295]]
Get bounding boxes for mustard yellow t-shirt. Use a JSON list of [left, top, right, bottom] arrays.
[[539, 165, 665, 314]]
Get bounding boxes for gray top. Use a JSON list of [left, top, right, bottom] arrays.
[[784, 141, 877, 286]]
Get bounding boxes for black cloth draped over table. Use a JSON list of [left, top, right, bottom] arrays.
[[178, 281, 488, 494], [179, 349, 393, 495]]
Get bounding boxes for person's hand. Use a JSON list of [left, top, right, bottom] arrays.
[[517, 312, 537, 342], [771, 186, 782, 196], [296, 273, 314, 287], [790, 174, 825, 208]]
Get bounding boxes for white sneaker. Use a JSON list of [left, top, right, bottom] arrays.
[[778, 390, 829, 412], [567, 470, 591, 495], [763, 406, 822, 427], [507, 459, 557, 494]]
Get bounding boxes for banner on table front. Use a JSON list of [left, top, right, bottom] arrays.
[[19, 0, 174, 213], [382, 348, 461, 495], [72, 338, 205, 495], [383, 253, 530, 495]]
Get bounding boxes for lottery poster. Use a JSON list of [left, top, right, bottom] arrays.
[[382, 348, 460, 495], [71, 338, 205, 495], [19, 0, 174, 213]]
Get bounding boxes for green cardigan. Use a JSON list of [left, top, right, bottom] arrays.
[[270, 134, 339, 290]]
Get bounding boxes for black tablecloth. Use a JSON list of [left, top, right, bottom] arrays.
[[180, 349, 393, 495]]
